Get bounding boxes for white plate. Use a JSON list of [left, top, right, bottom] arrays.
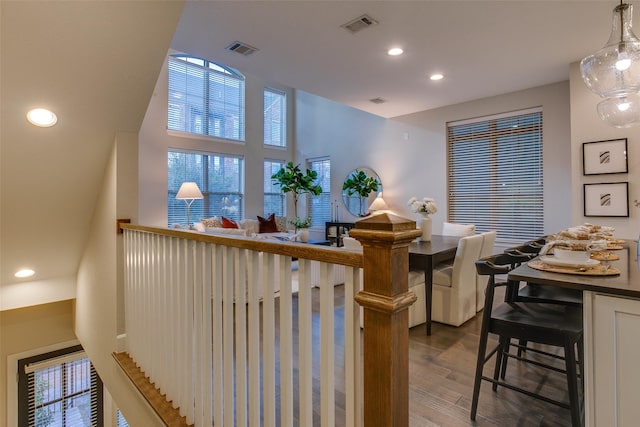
[[539, 256, 600, 268]]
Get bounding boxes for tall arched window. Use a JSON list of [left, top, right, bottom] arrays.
[[168, 54, 245, 141]]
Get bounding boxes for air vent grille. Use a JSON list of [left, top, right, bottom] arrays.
[[369, 97, 386, 104], [226, 41, 259, 56], [341, 14, 378, 34]]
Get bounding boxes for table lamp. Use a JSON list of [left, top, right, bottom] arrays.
[[368, 192, 389, 213], [175, 182, 203, 228]]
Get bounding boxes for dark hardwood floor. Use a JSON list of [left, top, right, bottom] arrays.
[[279, 284, 575, 426], [407, 312, 573, 426]]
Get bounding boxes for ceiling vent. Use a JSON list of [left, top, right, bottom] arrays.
[[226, 41, 259, 56], [341, 14, 378, 34], [369, 97, 386, 104]]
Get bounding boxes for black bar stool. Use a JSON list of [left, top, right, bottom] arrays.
[[471, 253, 584, 426]]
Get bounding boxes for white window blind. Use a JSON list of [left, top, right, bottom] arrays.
[[447, 108, 543, 241], [168, 151, 244, 225], [264, 88, 286, 147], [264, 159, 286, 216], [19, 345, 102, 427], [168, 54, 245, 141], [308, 158, 331, 227]]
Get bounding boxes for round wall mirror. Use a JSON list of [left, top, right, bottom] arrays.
[[342, 167, 382, 217]]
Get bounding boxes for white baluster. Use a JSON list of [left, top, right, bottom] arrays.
[[297, 258, 313, 426], [320, 262, 336, 427]]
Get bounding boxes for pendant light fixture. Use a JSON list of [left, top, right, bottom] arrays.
[[580, 1, 640, 127]]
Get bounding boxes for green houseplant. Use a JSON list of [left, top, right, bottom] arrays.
[[342, 169, 380, 216], [271, 161, 322, 231]]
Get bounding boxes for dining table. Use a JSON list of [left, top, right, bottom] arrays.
[[507, 239, 640, 427], [408, 234, 462, 335]]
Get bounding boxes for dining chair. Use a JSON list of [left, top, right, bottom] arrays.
[[475, 230, 497, 312], [504, 239, 583, 306], [472, 253, 584, 427]]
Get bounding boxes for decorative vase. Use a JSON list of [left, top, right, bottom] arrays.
[[299, 228, 310, 243], [417, 215, 432, 242]]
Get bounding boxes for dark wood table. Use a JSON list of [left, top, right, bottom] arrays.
[[508, 240, 640, 299], [409, 235, 462, 335]]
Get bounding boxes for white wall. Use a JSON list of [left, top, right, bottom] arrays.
[[296, 81, 572, 240], [139, 53, 296, 227], [569, 61, 640, 239], [75, 133, 162, 426]]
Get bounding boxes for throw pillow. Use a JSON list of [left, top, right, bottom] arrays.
[[221, 216, 239, 229], [201, 216, 221, 228], [275, 216, 288, 232], [257, 213, 279, 233]]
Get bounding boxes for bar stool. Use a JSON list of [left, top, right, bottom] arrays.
[[471, 253, 584, 426]]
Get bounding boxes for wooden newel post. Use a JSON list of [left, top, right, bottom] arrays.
[[350, 213, 422, 427]]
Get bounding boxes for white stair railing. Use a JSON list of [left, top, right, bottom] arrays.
[[122, 227, 363, 426]]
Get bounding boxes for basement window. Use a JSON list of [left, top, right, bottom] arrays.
[[17, 345, 103, 427]]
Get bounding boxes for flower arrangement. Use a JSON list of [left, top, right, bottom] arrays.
[[407, 197, 438, 215]]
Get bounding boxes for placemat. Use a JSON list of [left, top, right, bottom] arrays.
[[528, 260, 620, 276]]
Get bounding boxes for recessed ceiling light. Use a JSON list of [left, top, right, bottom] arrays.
[[430, 73, 444, 81], [387, 47, 404, 56], [27, 108, 58, 127], [15, 269, 35, 278]]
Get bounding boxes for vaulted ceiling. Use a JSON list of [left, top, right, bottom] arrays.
[[0, 0, 627, 302]]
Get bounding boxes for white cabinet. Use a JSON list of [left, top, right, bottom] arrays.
[[584, 292, 640, 427]]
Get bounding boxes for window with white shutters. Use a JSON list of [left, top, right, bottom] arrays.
[[168, 54, 245, 141], [18, 345, 102, 427], [264, 88, 286, 147], [447, 108, 543, 241], [308, 158, 331, 228], [168, 150, 244, 225], [264, 159, 286, 216]]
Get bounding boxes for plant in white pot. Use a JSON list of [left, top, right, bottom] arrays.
[[271, 161, 322, 242]]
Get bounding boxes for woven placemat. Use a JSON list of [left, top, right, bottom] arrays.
[[528, 260, 620, 276]]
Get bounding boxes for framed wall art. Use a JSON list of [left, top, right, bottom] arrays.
[[582, 138, 628, 175], [583, 182, 629, 217]]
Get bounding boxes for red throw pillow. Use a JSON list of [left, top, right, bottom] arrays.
[[258, 213, 279, 233], [221, 216, 239, 229]]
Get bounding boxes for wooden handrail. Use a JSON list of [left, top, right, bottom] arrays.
[[121, 224, 362, 268]]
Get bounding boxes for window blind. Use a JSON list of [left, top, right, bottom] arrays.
[[19, 345, 102, 427], [168, 150, 244, 225], [264, 159, 286, 216], [168, 55, 245, 141], [308, 158, 331, 227], [447, 108, 543, 241], [264, 88, 286, 147]]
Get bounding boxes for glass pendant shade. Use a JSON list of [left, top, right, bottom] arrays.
[[580, 3, 640, 97], [597, 93, 640, 127]]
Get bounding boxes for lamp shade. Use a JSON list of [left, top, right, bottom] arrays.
[[581, 3, 640, 98], [176, 182, 203, 200], [368, 193, 389, 212]]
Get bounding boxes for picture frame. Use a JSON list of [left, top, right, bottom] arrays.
[[582, 138, 628, 175], [583, 182, 629, 217]]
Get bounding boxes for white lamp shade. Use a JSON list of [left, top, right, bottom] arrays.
[[176, 182, 203, 200], [369, 193, 389, 211]]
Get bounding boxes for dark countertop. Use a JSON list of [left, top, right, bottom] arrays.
[[509, 240, 640, 299]]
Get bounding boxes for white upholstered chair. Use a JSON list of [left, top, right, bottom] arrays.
[[475, 231, 497, 312], [408, 233, 484, 327], [442, 222, 476, 237]]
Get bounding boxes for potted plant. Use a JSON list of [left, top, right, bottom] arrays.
[[271, 161, 322, 237], [342, 169, 380, 216]]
